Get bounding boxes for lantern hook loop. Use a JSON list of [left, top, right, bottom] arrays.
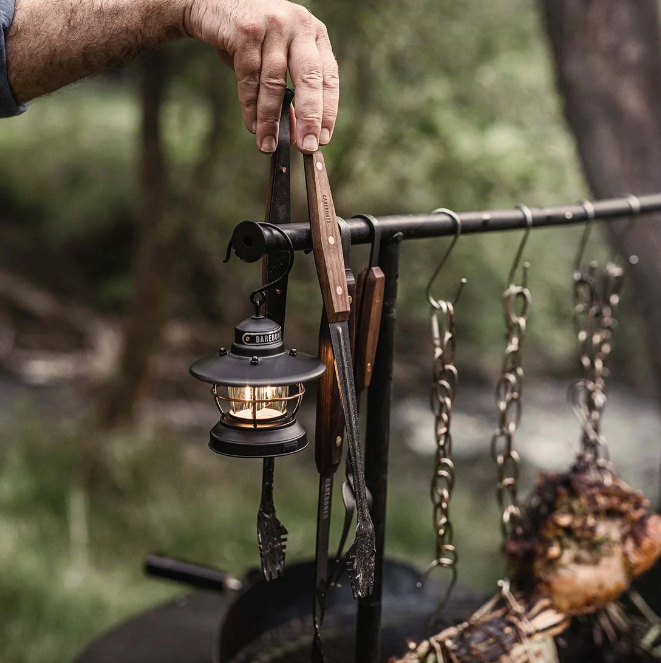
[[254, 223, 295, 314], [224, 223, 295, 316], [425, 208, 464, 309]]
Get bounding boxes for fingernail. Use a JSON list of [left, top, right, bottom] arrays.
[[302, 134, 319, 152], [319, 128, 331, 145], [251, 121, 257, 134], [260, 136, 277, 153]]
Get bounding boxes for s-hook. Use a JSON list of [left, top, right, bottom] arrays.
[[425, 208, 466, 309], [507, 204, 533, 288], [611, 193, 642, 261], [421, 208, 466, 623], [574, 198, 596, 274]]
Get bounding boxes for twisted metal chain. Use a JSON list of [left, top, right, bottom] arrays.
[[490, 270, 531, 540], [421, 299, 459, 597], [569, 261, 625, 471]]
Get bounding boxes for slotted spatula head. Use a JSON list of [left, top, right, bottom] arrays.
[[257, 507, 288, 581]]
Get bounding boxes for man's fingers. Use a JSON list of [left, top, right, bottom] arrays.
[[288, 28, 324, 153], [232, 24, 266, 134], [186, 1, 339, 150], [255, 25, 289, 153], [316, 26, 339, 146]]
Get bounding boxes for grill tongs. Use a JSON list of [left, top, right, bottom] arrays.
[[304, 151, 375, 599]]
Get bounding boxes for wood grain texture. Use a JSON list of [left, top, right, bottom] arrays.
[[305, 152, 351, 323], [354, 267, 385, 391], [314, 269, 357, 475], [315, 309, 346, 475]]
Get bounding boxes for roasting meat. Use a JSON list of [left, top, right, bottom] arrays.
[[506, 462, 661, 616]]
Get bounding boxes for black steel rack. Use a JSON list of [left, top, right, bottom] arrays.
[[227, 192, 661, 663]]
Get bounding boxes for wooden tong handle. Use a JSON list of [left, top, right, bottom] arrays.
[[315, 257, 357, 475], [354, 267, 385, 391], [305, 152, 350, 323]]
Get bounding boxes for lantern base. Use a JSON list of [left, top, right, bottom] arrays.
[[208, 419, 308, 458]]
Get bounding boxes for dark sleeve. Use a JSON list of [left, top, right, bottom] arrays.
[[0, 0, 26, 118]]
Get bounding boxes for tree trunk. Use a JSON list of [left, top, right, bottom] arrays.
[[539, 0, 661, 397], [99, 50, 175, 427], [539, 0, 661, 609]]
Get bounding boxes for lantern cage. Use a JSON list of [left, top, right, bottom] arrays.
[[211, 383, 305, 427]]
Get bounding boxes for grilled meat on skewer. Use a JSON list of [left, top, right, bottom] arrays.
[[507, 461, 661, 616]]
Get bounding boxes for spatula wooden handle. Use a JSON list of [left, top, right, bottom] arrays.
[[354, 266, 386, 391], [305, 152, 351, 323]]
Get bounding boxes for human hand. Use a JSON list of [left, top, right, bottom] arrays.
[[183, 0, 339, 154]]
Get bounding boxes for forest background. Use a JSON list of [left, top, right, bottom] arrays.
[[1, 1, 660, 662]]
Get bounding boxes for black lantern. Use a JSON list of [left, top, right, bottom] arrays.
[[190, 224, 326, 458]]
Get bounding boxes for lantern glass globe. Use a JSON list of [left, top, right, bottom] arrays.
[[228, 385, 289, 421]]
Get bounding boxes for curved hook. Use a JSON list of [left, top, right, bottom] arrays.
[[508, 205, 534, 286], [611, 194, 641, 262], [574, 199, 596, 273], [250, 223, 295, 312], [351, 214, 381, 268], [225, 223, 295, 315], [426, 208, 465, 309], [423, 562, 458, 628]]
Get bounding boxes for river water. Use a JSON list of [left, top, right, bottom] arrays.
[[395, 379, 661, 502]]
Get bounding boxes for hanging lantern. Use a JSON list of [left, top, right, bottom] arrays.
[[190, 223, 326, 458]]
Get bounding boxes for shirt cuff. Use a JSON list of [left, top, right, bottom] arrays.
[[0, 0, 26, 118]]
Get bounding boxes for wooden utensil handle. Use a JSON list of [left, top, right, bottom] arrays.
[[355, 266, 385, 391], [315, 269, 356, 475], [315, 310, 345, 474], [305, 152, 351, 323]]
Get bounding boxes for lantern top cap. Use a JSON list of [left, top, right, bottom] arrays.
[[232, 315, 284, 357], [190, 315, 326, 387]]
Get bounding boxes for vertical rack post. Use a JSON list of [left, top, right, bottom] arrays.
[[355, 233, 403, 663]]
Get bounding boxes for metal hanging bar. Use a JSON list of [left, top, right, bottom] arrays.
[[224, 190, 661, 663], [229, 192, 661, 260]]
